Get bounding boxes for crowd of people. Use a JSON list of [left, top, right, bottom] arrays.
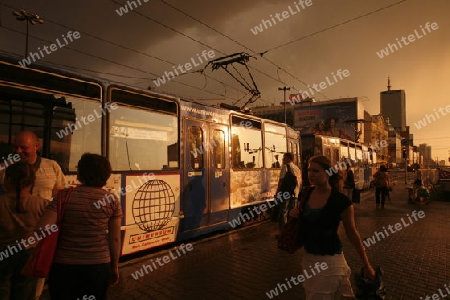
[[1, 130, 394, 299], [0, 131, 121, 300]]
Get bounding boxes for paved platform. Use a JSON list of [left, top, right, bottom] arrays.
[[42, 176, 450, 299]]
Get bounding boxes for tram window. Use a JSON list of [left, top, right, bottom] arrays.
[[333, 150, 339, 166], [189, 127, 203, 170], [0, 100, 45, 160], [212, 130, 224, 169], [0, 98, 101, 174], [109, 105, 178, 171], [231, 118, 263, 169], [264, 126, 287, 168], [51, 97, 101, 173]]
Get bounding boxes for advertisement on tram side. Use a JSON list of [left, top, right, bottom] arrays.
[[110, 173, 181, 255], [229, 169, 279, 207]]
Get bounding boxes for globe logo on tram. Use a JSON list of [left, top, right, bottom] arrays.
[[132, 179, 175, 232]]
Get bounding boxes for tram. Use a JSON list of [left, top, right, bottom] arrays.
[[300, 134, 373, 190], [0, 54, 301, 256]]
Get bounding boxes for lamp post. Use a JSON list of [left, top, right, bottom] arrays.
[[13, 9, 44, 58], [278, 86, 290, 124]]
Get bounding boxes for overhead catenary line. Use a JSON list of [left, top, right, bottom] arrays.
[[264, 0, 410, 53], [109, 0, 298, 101], [1, 3, 248, 101], [1, 26, 237, 101], [157, 0, 410, 100]]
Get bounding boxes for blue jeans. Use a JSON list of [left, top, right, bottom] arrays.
[[0, 248, 37, 300], [278, 195, 296, 231]]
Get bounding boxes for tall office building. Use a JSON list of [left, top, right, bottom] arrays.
[[380, 77, 406, 132]]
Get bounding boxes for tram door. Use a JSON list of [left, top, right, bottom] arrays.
[[208, 124, 229, 225], [183, 120, 230, 230], [183, 120, 208, 231]]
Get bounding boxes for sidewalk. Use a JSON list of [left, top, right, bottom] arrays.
[[41, 179, 449, 299]]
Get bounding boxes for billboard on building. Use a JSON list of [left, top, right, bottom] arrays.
[[294, 99, 363, 141]]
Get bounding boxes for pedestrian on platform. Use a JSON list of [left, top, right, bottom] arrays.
[[344, 165, 355, 201], [276, 153, 301, 232], [0, 130, 67, 298], [0, 162, 48, 300], [34, 153, 122, 300], [290, 155, 375, 299], [373, 165, 390, 209]]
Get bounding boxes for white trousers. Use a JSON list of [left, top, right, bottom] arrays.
[[302, 251, 354, 300]]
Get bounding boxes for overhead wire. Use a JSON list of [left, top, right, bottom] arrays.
[[156, 0, 411, 100], [0, 26, 236, 101], [1, 2, 247, 102], [155, 0, 328, 99], [109, 0, 294, 99]]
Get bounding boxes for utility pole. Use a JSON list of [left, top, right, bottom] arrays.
[[278, 86, 290, 124], [13, 9, 44, 58]]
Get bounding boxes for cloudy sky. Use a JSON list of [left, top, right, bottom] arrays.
[[1, 0, 449, 163]]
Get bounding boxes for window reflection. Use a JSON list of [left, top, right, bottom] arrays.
[[264, 123, 287, 168], [109, 105, 178, 171], [189, 127, 203, 170], [231, 117, 262, 169], [212, 130, 224, 169]]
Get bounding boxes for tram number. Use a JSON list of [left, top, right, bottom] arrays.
[[214, 170, 223, 178]]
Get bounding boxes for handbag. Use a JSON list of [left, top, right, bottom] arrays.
[[354, 266, 386, 299], [21, 188, 72, 277], [277, 187, 311, 254]]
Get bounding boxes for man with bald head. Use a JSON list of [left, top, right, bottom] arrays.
[[0, 131, 66, 200], [0, 131, 66, 299]]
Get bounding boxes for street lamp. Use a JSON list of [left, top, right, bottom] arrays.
[[278, 86, 290, 124], [13, 9, 44, 57]]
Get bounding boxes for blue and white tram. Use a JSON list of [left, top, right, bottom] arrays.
[[0, 54, 301, 256]]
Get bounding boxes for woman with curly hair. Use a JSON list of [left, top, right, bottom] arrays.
[[34, 153, 122, 300]]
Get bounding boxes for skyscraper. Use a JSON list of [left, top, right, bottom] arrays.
[[380, 77, 406, 132]]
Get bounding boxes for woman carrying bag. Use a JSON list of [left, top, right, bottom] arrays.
[[33, 153, 122, 300], [290, 155, 376, 299]]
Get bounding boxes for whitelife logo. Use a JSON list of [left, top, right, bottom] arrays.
[[363, 210, 425, 247], [250, 0, 313, 35], [266, 262, 328, 298], [56, 103, 118, 139], [131, 243, 193, 280], [376, 22, 439, 59], [19, 31, 81, 67], [152, 50, 215, 87], [413, 105, 450, 129], [287, 69, 350, 105]]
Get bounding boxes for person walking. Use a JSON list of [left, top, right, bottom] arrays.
[[373, 165, 390, 209], [276, 152, 302, 231], [344, 165, 356, 202], [0, 162, 48, 300], [34, 153, 122, 300], [290, 155, 375, 299]]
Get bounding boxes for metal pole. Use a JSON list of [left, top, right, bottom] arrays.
[[25, 21, 29, 57], [405, 150, 408, 184], [278, 87, 290, 124], [13, 9, 44, 59]]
